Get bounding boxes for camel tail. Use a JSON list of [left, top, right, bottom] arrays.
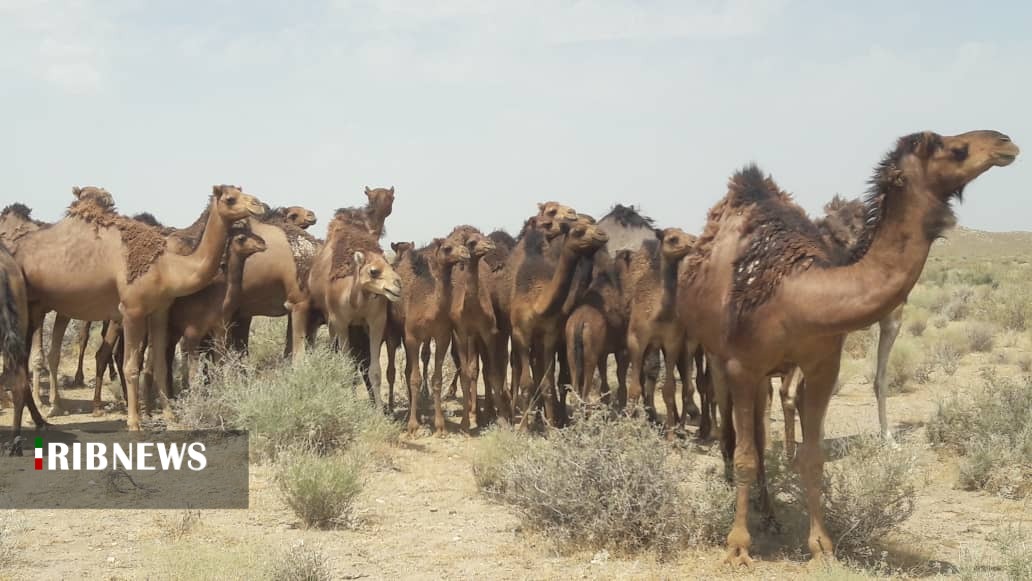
[[0, 270, 25, 363]]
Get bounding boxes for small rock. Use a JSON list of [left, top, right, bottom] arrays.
[[429, 507, 438, 513], [452, 536, 461, 542]]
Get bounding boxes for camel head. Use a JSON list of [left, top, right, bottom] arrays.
[[464, 230, 496, 259], [364, 186, 395, 220], [890, 130, 1019, 201], [212, 185, 265, 221], [72, 186, 115, 210], [390, 241, 415, 263], [229, 229, 268, 258], [537, 201, 578, 223], [283, 206, 317, 229], [657, 227, 696, 261], [431, 234, 472, 266], [524, 215, 567, 240], [352, 250, 403, 303], [561, 221, 609, 255]]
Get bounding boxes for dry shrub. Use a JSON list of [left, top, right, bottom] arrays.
[[965, 322, 997, 353], [927, 372, 1032, 499], [844, 326, 876, 360], [154, 509, 202, 543], [907, 317, 927, 338], [983, 285, 1032, 331], [766, 435, 919, 557], [932, 316, 949, 330], [959, 526, 1032, 581], [175, 346, 398, 460], [929, 338, 964, 375], [266, 543, 332, 581], [277, 450, 365, 529], [944, 287, 976, 321], [473, 412, 733, 555]]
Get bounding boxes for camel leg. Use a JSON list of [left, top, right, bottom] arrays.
[[874, 306, 903, 442], [403, 336, 423, 434], [445, 343, 460, 400], [419, 340, 432, 400], [597, 355, 610, 403], [481, 333, 510, 426], [73, 320, 91, 386], [367, 318, 387, 413], [120, 311, 147, 431], [106, 322, 118, 381], [780, 367, 802, 460], [676, 341, 701, 428], [147, 308, 175, 422], [540, 329, 563, 427], [29, 311, 45, 407], [614, 349, 629, 410], [510, 328, 535, 427], [711, 357, 735, 473], [625, 333, 647, 416], [714, 357, 763, 569], [473, 337, 491, 425], [696, 357, 716, 441], [44, 314, 70, 416], [432, 333, 457, 432], [797, 344, 843, 562], [92, 320, 121, 415], [229, 315, 252, 354], [182, 336, 202, 390], [642, 349, 660, 423], [290, 304, 309, 364], [660, 343, 682, 438], [386, 334, 398, 412]]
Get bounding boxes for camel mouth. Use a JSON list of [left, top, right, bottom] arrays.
[[993, 152, 1018, 166], [382, 288, 402, 302]]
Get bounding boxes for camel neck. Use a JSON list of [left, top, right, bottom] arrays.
[[221, 251, 248, 319], [658, 255, 681, 318], [177, 199, 230, 295], [535, 246, 580, 317], [436, 260, 456, 315], [786, 184, 943, 334]]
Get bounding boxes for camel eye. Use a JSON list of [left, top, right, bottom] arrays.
[[668, 236, 679, 245], [369, 268, 381, 278], [951, 145, 969, 162], [547, 209, 557, 217], [236, 235, 246, 244], [443, 246, 453, 254], [226, 196, 237, 206]]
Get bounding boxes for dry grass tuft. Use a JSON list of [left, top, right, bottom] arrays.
[[276, 450, 365, 529], [266, 543, 333, 581]]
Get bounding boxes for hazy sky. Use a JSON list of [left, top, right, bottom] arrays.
[[4, 1, 1030, 246]]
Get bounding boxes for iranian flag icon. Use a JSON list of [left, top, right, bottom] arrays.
[[34, 437, 43, 470]]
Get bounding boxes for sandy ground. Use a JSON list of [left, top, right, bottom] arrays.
[[1, 333, 1030, 580]]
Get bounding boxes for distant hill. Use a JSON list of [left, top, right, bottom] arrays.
[[931, 226, 1032, 259]]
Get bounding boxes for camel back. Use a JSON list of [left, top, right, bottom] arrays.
[[67, 198, 168, 283], [256, 212, 320, 289]]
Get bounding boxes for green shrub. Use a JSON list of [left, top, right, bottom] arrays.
[[175, 347, 398, 460], [927, 373, 1032, 499], [474, 412, 733, 555], [277, 451, 365, 529]]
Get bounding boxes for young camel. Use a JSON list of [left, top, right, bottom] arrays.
[[677, 130, 1018, 566], [306, 214, 402, 411], [447, 225, 513, 429], [15, 185, 265, 431], [508, 218, 609, 427], [168, 227, 268, 388], [624, 228, 697, 436], [392, 234, 470, 434], [564, 248, 633, 405]]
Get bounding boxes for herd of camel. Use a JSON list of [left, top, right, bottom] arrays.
[[0, 129, 1019, 564]]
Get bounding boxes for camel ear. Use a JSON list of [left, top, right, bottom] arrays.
[[890, 167, 905, 188], [353, 251, 365, 266], [72, 186, 82, 198], [388, 186, 394, 194], [364, 186, 372, 197], [537, 202, 545, 211], [654, 229, 664, 241], [390, 242, 400, 252], [212, 185, 224, 198], [431, 237, 443, 248]]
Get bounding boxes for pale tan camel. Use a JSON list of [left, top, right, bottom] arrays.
[[677, 131, 1018, 565], [306, 215, 402, 410], [15, 185, 264, 431], [0, 242, 46, 449]]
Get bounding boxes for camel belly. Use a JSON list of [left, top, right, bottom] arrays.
[[25, 279, 122, 321]]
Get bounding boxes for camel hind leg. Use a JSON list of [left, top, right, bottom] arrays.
[[92, 320, 122, 415], [73, 320, 91, 386], [873, 305, 904, 442]]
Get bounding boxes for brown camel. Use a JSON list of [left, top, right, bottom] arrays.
[[508, 216, 608, 426], [677, 130, 1017, 565], [564, 248, 633, 405], [168, 226, 268, 388], [275, 206, 318, 229], [306, 213, 402, 411], [777, 196, 907, 455], [390, 233, 469, 434], [15, 185, 265, 431], [448, 225, 513, 429], [0, 242, 46, 450], [384, 241, 414, 410], [624, 228, 698, 435]]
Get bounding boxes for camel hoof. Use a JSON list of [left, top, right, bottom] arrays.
[[127, 420, 142, 432], [686, 403, 701, 419], [72, 374, 85, 387], [91, 406, 105, 418], [8, 436, 24, 457], [46, 402, 65, 418], [723, 547, 754, 569]]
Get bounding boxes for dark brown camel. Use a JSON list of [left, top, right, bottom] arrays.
[[677, 131, 1017, 565]]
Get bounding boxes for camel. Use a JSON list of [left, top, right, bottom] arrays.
[[508, 216, 608, 426], [777, 196, 907, 455], [168, 225, 268, 388], [564, 248, 632, 405], [390, 233, 469, 434], [624, 228, 698, 436], [274, 206, 318, 229], [448, 225, 513, 429], [385, 241, 414, 410], [0, 242, 46, 450], [15, 185, 265, 431], [676, 130, 1017, 565], [306, 213, 402, 411]]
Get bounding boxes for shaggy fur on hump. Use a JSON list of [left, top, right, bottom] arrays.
[[599, 204, 656, 230], [132, 212, 169, 230], [67, 196, 168, 284], [488, 229, 516, 250], [485, 230, 514, 271], [401, 243, 436, 281], [814, 195, 866, 261], [1, 203, 40, 224], [328, 218, 385, 281], [255, 212, 320, 289], [169, 206, 211, 253]]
